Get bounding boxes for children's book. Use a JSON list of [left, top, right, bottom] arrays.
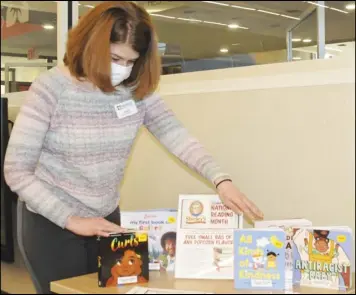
[[121, 209, 177, 271], [98, 231, 149, 287], [254, 218, 312, 289], [234, 228, 286, 290], [292, 226, 353, 291], [175, 195, 243, 280]]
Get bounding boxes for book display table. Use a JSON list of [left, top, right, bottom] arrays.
[[50, 271, 355, 294]]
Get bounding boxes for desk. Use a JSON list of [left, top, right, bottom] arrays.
[[50, 272, 355, 294]]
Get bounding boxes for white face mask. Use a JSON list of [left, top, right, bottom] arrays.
[[111, 62, 133, 86]]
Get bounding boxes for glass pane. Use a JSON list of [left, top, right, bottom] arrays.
[[79, 1, 319, 74], [325, 1, 355, 59], [290, 8, 317, 61], [1, 1, 57, 91]]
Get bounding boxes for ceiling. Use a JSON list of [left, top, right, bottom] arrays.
[[1, 1, 355, 60]]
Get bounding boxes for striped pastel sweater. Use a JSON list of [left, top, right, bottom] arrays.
[[4, 67, 230, 228]]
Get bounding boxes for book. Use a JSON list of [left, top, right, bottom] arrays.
[[254, 218, 312, 289], [98, 231, 149, 287], [175, 195, 243, 280], [234, 228, 286, 290], [292, 226, 353, 291], [120, 209, 178, 272], [126, 286, 214, 294]]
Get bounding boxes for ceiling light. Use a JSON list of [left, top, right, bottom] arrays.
[[42, 24, 54, 30], [85, 4, 94, 8], [228, 24, 239, 29], [232, 43, 240, 46], [203, 1, 230, 6], [306, 1, 329, 8], [303, 38, 312, 43], [292, 57, 302, 60], [329, 7, 349, 13], [257, 9, 280, 16], [231, 5, 256, 11], [280, 14, 300, 20], [177, 18, 202, 22], [292, 38, 302, 42], [220, 48, 229, 53], [203, 21, 227, 26], [150, 14, 176, 19], [345, 3, 355, 10]]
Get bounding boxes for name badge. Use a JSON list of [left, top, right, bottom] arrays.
[[114, 100, 138, 119]]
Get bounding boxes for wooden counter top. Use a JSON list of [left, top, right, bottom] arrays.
[[50, 272, 355, 294]]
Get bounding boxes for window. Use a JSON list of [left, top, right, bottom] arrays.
[[1, 1, 57, 93]]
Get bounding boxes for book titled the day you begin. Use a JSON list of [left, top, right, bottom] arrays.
[[234, 229, 286, 290]]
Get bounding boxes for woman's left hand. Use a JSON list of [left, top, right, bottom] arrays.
[[216, 181, 264, 222]]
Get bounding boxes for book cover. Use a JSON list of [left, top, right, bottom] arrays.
[[121, 209, 178, 271], [254, 218, 312, 289], [175, 195, 243, 280], [98, 232, 149, 287], [234, 229, 286, 290], [292, 227, 353, 290]]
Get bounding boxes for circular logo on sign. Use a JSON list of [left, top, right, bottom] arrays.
[[189, 201, 204, 217]]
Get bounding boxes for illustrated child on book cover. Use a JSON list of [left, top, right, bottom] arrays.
[[293, 228, 351, 290], [106, 249, 148, 287]]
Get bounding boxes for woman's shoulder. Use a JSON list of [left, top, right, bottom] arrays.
[[31, 66, 68, 92]]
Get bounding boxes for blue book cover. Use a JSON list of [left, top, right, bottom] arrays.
[[292, 227, 353, 291], [234, 229, 286, 290]]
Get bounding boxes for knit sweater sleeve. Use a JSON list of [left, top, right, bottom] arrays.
[[4, 73, 75, 228], [143, 93, 231, 185]]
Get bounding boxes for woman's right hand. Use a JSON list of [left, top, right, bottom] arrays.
[[65, 216, 125, 237]]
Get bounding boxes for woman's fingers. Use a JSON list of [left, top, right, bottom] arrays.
[[98, 219, 124, 234], [241, 195, 264, 220], [224, 199, 243, 216]]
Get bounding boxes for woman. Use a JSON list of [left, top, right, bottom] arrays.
[[4, 1, 263, 293]]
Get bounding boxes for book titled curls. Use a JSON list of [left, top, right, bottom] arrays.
[[98, 231, 149, 287]]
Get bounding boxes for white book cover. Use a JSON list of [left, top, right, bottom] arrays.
[[121, 209, 178, 271], [254, 218, 312, 289], [175, 195, 243, 280]]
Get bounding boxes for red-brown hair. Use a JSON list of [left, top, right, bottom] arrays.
[[64, 1, 161, 99]]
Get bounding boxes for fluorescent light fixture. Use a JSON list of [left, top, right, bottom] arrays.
[[85, 4, 94, 8], [280, 14, 300, 20], [232, 43, 240, 46], [177, 18, 202, 22], [203, 21, 227, 26], [303, 38, 312, 43], [231, 5, 256, 11], [346, 3, 355, 10], [203, 1, 229, 6], [306, 1, 329, 8], [257, 9, 280, 16], [228, 24, 239, 29], [220, 48, 229, 53], [42, 24, 54, 30], [150, 14, 176, 19], [329, 7, 349, 13], [292, 38, 302, 42], [292, 57, 302, 60]]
